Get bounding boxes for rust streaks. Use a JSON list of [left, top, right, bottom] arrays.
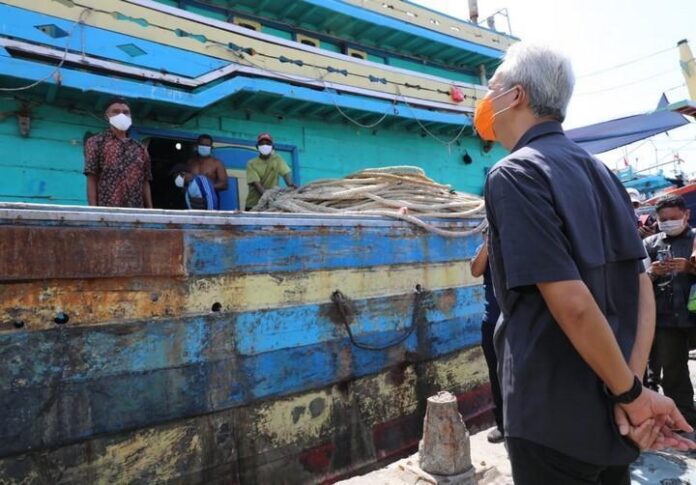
[[0, 226, 184, 282], [0, 277, 186, 331]]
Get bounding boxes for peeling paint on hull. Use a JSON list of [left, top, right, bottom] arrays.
[[0, 208, 491, 483], [0, 349, 491, 484]]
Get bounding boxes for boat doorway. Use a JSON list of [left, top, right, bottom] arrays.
[[134, 128, 301, 211], [145, 136, 193, 210], [143, 135, 249, 211]]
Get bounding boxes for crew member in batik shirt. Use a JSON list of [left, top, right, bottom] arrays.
[[84, 98, 153, 208]]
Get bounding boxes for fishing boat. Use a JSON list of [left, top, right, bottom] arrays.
[[568, 39, 696, 223], [0, 1, 517, 482]]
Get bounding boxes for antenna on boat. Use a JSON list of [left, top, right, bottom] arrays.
[[468, 0, 479, 24], [678, 39, 696, 102], [648, 139, 659, 166], [483, 8, 512, 35], [469, 0, 513, 35]]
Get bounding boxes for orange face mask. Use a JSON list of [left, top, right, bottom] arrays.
[[473, 87, 516, 142]]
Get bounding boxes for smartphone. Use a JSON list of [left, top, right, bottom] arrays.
[[657, 247, 673, 263]]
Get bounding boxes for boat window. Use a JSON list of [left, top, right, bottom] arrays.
[[35, 24, 69, 39], [233, 17, 261, 32], [346, 48, 367, 60], [295, 34, 319, 48]]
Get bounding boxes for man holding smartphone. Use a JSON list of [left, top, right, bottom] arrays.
[[645, 194, 696, 426]]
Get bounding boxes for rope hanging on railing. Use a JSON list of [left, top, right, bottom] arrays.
[[253, 166, 486, 237]]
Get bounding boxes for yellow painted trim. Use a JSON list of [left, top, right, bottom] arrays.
[[0, 261, 480, 330], [0, 416, 207, 484], [4, 0, 486, 108], [342, 0, 516, 51], [232, 346, 488, 450], [186, 260, 479, 313], [225, 168, 248, 210], [70, 426, 202, 485], [430, 344, 488, 391]]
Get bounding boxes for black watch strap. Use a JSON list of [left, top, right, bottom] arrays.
[[605, 376, 643, 404]]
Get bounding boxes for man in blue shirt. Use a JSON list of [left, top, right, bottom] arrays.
[[476, 42, 694, 484], [470, 225, 504, 443]]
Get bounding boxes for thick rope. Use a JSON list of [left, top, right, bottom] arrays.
[[253, 166, 485, 237]]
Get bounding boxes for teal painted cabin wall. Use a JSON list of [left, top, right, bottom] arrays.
[[0, 98, 506, 205]]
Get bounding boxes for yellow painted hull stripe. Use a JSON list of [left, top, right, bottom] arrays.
[[255, 346, 487, 449], [186, 260, 479, 313], [0, 261, 479, 331]]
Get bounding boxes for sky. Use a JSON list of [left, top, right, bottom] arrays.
[[415, 0, 696, 178]]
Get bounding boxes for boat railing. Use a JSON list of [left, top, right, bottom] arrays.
[[0, 202, 482, 229]]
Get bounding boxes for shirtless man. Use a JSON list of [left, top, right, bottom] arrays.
[[185, 134, 228, 192]]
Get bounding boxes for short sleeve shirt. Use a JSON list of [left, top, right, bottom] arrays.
[[84, 130, 152, 208], [245, 152, 291, 209], [644, 228, 696, 327], [484, 121, 647, 466]]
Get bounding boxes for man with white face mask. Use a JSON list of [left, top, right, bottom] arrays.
[[244, 132, 296, 210], [177, 134, 228, 210], [644, 194, 696, 427], [83, 98, 152, 208]]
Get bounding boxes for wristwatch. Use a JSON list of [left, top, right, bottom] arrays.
[[605, 376, 643, 404]]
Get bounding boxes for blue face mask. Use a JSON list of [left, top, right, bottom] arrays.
[[197, 145, 212, 157]]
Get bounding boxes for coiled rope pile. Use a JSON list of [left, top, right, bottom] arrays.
[[253, 166, 486, 237]]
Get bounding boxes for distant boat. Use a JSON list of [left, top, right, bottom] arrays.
[[568, 38, 696, 220], [642, 182, 696, 227]]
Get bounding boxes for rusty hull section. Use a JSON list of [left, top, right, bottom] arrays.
[[0, 226, 184, 281], [0, 216, 490, 484]]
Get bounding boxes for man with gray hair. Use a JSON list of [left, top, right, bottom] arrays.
[[477, 42, 695, 484]]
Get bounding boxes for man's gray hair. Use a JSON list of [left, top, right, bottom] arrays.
[[495, 42, 575, 122]]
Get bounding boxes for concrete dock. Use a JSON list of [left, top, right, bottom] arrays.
[[339, 358, 696, 484], [339, 427, 696, 484]]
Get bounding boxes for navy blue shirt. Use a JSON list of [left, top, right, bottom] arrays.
[[483, 267, 501, 325], [485, 121, 647, 465]]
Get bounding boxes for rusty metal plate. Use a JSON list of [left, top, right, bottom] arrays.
[[0, 277, 188, 331], [0, 226, 184, 281]]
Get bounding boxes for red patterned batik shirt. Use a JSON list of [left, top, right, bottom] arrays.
[[83, 130, 152, 207]]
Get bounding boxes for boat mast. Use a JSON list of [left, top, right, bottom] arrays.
[[678, 39, 696, 102]]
